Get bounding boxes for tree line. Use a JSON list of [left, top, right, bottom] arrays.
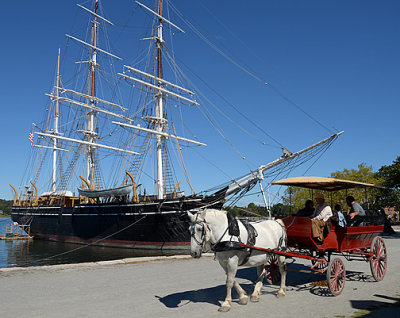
[[0, 199, 13, 215]]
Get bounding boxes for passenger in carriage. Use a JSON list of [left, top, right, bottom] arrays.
[[311, 193, 333, 244], [332, 204, 347, 227], [346, 196, 366, 226], [296, 199, 314, 217]]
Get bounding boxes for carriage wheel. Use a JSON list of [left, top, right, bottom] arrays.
[[265, 254, 281, 285], [370, 237, 387, 281], [311, 251, 330, 272], [326, 258, 345, 296]]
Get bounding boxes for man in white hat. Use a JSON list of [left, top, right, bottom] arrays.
[[311, 193, 333, 243]]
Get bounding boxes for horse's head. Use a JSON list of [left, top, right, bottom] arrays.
[[187, 211, 212, 258]]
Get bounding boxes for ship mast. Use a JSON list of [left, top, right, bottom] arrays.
[[155, 0, 164, 199], [86, 0, 99, 188], [37, 0, 139, 193], [117, 1, 204, 199], [52, 49, 61, 193]]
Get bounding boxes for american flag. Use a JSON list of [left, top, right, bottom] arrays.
[[28, 132, 34, 148], [95, 0, 99, 10]]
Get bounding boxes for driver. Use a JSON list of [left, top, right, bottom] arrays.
[[311, 193, 332, 244]]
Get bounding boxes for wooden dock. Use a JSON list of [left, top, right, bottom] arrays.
[[0, 223, 33, 241]]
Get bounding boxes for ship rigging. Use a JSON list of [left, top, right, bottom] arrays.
[[10, 0, 342, 250]]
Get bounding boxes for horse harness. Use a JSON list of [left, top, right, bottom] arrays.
[[211, 213, 259, 266], [189, 213, 254, 254], [190, 212, 287, 266], [189, 215, 210, 250]]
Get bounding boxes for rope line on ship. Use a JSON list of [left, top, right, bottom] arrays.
[[169, 1, 335, 135], [163, 47, 280, 149]]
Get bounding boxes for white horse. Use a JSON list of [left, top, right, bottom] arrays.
[[188, 209, 287, 312]]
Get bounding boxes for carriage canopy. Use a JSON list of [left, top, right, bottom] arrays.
[[271, 176, 384, 191]]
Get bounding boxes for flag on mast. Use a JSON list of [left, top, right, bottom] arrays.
[[28, 131, 34, 148], [95, 0, 99, 10]]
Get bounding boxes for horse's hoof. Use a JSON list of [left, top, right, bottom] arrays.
[[250, 295, 260, 302], [218, 306, 231, 312], [276, 291, 285, 299], [238, 295, 248, 305]]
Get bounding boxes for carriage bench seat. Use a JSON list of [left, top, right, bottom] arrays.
[[279, 216, 339, 251], [278, 216, 384, 252]]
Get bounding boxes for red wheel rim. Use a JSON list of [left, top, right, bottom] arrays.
[[327, 258, 345, 296], [370, 237, 387, 281], [265, 255, 281, 285]]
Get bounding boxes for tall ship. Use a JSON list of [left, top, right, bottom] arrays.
[[10, 0, 342, 252]]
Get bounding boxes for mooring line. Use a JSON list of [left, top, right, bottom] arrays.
[[5, 215, 148, 267]]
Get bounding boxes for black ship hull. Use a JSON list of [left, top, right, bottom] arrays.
[[11, 197, 223, 251]]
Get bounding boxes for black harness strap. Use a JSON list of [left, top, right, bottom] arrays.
[[240, 219, 258, 246], [227, 212, 240, 236], [211, 214, 259, 266]]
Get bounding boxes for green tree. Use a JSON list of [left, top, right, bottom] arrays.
[[282, 186, 315, 214], [271, 203, 291, 216], [225, 206, 241, 216], [226, 204, 270, 217], [247, 203, 257, 212], [0, 199, 13, 215], [376, 156, 400, 207], [280, 163, 383, 213], [330, 163, 383, 209]]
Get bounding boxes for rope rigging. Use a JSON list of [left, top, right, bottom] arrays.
[[17, 1, 342, 206], [168, 1, 335, 135]]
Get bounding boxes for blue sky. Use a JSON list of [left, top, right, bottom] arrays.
[[0, 0, 399, 202]]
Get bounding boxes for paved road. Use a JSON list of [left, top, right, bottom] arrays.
[[0, 228, 399, 318]]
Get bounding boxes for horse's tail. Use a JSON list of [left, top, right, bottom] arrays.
[[275, 219, 287, 250]]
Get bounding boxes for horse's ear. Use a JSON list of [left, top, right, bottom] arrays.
[[187, 212, 196, 222]]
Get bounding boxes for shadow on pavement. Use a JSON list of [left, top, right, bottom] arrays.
[[156, 263, 339, 309], [381, 232, 400, 239], [350, 294, 400, 317], [156, 260, 388, 309], [155, 283, 266, 308], [156, 267, 286, 309], [155, 284, 225, 308], [346, 270, 375, 282]]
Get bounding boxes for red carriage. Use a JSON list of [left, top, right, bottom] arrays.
[[240, 177, 388, 296]]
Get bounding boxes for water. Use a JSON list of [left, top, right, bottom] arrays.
[[0, 217, 183, 268]]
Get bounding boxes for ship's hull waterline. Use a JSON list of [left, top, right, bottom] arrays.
[[11, 199, 218, 251]]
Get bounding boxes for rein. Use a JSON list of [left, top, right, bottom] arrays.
[[189, 221, 207, 247]]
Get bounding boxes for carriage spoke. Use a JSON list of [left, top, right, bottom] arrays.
[[265, 255, 281, 285]]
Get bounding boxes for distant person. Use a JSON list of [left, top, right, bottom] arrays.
[[296, 200, 314, 217], [311, 193, 333, 244], [333, 204, 347, 227], [380, 210, 395, 235]]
